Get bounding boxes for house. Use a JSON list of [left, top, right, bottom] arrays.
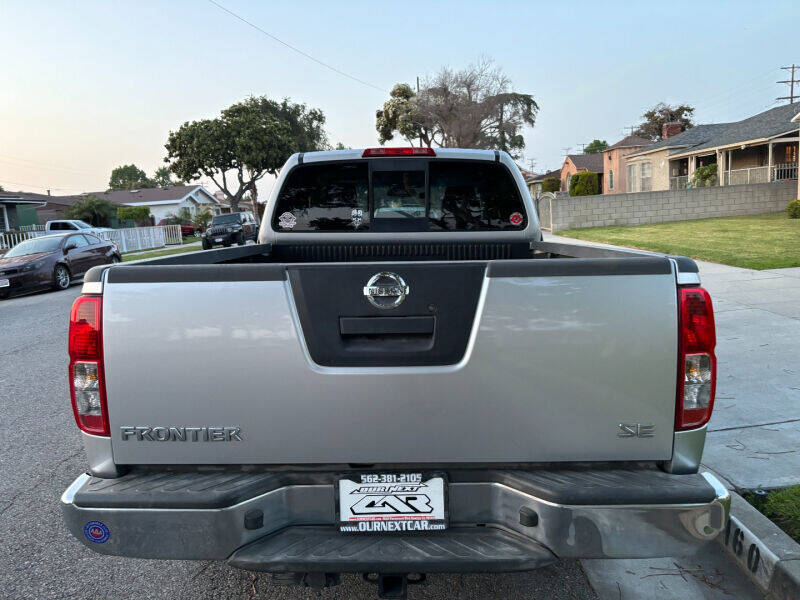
[[624, 103, 800, 192], [601, 135, 652, 194], [212, 191, 256, 215], [561, 154, 604, 193], [526, 169, 562, 196], [0, 191, 48, 231], [94, 185, 219, 222], [623, 123, 729, 192]]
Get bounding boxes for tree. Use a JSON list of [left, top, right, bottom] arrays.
[[109, 164, 151, 190], [634, 103, 695, 141], [375, 59, 538, 158], [194, 207, 213, 229], [65, 196, 116, 226], [165, 96, 328, 212], [152, 166, 183, 188], [584, 139, 608, 154]]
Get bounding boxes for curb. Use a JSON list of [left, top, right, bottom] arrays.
[[718, 491, 800, 599]]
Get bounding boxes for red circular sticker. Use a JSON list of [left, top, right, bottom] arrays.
[[509, 212, 523, 225]]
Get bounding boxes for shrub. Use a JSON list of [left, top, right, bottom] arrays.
[[568, 171, 599, 196], [762, 485, 800, 542], [692, 164, 717, 187], [65, 195, 116, 227], [787, 199, 800, 219], [542, 177, 561, 193], [117, 206, 151, 222]]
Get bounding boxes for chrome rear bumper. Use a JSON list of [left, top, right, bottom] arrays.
[[61, 469, 730, 571]]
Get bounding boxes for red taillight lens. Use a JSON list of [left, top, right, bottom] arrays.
[[68, 296, 109, 436], [676, 287, 716, 430], [362, 147, 436, 157]]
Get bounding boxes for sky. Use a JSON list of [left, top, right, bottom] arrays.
[[1, 0, 798, 197]]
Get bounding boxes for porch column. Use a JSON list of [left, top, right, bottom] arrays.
[[0, 204, 8, 232], [688, 156, 697, 181], [717, 150, 725, 186], [768, 142, 774, 182]]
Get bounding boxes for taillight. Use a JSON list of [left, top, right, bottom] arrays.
[[676, 287, 716, 430], [362, 147, 436, 157], [68, 295, 109, 436]]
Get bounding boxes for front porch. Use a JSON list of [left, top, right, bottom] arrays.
[[670, 138, 798, 189], [718, 138, 797, 187]]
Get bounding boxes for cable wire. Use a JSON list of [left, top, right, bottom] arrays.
[[207, 0, 385, 93]]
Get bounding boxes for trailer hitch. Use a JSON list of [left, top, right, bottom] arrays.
[[363, 573, 426, 599]]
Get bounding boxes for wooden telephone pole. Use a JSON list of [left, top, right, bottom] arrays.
[[777, 64, 799, 104]]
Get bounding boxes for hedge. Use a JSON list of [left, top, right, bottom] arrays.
[[568, 171, 599, 196], [117, 206, 151, 221], [542, 177, 561, 193]]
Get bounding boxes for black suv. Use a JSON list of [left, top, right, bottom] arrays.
[[202, 212, 258, 249]]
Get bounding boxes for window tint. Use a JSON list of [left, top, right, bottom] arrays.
[[372, 171, 425, 219], [274, 163, 369, 231], [272, 159, 525, 232], [428, 162, 526, 230], [49, 222, 73, 230]]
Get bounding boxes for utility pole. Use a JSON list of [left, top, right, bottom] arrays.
[[622, 125, 637, 136], [777, 64, 799, 103], [577, 143, 588, 152], [561, 147, 572, 157]]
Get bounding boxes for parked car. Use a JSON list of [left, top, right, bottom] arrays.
[[157, 218, 202, 237], [45, 219, 112, 234], [201, 211, 258, 249], [0, 232, 120, 299], [61, 148, 727, 597]]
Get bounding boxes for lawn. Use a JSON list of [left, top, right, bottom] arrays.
[[559, 212, 800, 270], [122, 245, 201, 262], [745, 485, 800, 543]]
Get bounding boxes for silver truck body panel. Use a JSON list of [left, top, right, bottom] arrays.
[[103, 263, 678, 465]]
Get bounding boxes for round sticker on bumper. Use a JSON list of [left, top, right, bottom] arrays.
[[84, 521, 110, 544]]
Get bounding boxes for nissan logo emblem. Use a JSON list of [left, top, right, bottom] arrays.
[[363, 272, 409, 309]]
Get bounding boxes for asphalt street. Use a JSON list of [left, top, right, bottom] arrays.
[[0, 284, 596, 600]]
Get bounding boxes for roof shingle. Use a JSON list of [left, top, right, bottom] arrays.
[[567, 153, 604, 172]]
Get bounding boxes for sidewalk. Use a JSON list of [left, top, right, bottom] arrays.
[[545, 233, 798, 598], [546, 233, 800, 491]]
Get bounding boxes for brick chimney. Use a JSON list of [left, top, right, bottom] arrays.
[[662, 122, 683, 139]]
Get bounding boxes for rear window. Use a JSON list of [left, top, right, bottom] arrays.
[[273, 160, 525, 232]]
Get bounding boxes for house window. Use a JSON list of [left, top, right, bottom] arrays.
[[608, 170, 614, 190], [640, 162, 652, 191], [786, 145, 797, 164], [627, 164, 638, 192]]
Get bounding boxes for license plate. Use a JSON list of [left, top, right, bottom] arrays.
[[338, 473, 447, 533], [214, 238, 222, 243], [0, 278, 9, 288]]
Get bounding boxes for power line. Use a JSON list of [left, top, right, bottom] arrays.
[[0, 154, 92, 175], [777, 64, 799, 103], [207, 0, 385, 93]]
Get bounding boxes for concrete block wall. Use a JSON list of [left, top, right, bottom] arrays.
[[549, 180, 797, 231]]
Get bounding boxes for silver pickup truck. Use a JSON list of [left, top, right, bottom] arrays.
[[62, 147, 727, 598]]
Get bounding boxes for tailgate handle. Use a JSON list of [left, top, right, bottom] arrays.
[[339, 316, 434, 336]]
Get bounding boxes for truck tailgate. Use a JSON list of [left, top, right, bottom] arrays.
[[102, 258, 678, 464]]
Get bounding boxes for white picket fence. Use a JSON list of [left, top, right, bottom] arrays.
[[0, 225, 183, 252]]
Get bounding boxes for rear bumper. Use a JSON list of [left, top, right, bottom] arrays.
[[61, 468, 730, 573]]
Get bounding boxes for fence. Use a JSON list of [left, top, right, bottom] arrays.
[[18, 224, 45, 232], [1, 225, 182, 252], [0, 230, 42, 250], [547, 180, 798, 232]]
